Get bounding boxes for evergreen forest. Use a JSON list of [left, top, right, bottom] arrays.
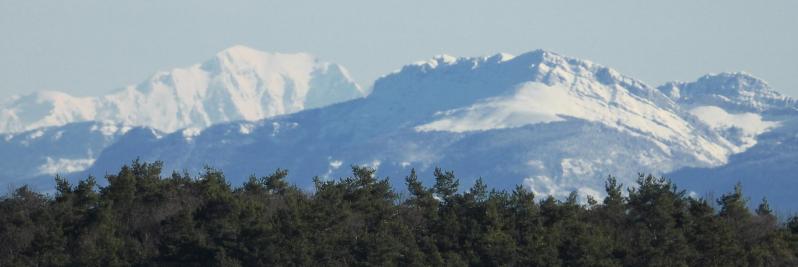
[[2, 160, 798, 266]]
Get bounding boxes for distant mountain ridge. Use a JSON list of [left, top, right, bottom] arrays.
[[658, 72, 796, 113], [0, 45, 365, 133], [82, 50, 786, 202], [3, 47, 797, 212], [0, 121, 136, 188]]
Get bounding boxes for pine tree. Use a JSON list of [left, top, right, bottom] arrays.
[[755, 197, 773, 217], [432, 168, 459, 202], [718, 182, 750, 223], [264, 168, 289, 195], [625, 174, 690, 266]]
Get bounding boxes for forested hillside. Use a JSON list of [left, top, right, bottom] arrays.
[[2, 160, 797, 266]]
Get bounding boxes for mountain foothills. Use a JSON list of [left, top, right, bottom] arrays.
[[2, 46, 797, 211]]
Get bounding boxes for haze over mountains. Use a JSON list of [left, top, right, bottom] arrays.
[[3, 46, 796, 211], [0, 45, 364, 133]]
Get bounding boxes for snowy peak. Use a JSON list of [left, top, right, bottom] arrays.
[[216, 44, 270, 60], [485, 52, 515, 63], [512, 50, 657, 96], [405, 49, 579, 72], [0, 46, 365, 133], [0, 91, 96, 133], [702, 72, 770, 91], [658, 72, 794, 112], [375, 49, 666, 109], [400, 49, 650, 90], [365, 50, 736, 167], [659, 72, 770, 98], [365, 50, 682, 139], [202, 45, 316, 76]]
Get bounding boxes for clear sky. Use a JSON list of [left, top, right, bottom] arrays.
[[1, 0, 796, 99]]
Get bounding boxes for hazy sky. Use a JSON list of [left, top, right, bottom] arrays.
[[1, 0, 796, 99]]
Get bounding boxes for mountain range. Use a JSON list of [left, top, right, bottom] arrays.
[[0, 45, 364, 133], [3, 46, 796, 212]]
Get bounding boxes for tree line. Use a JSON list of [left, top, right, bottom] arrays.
[[2, 160, 798, 266]]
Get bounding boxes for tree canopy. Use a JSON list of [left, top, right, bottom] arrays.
[[1, 160, 797, 266]]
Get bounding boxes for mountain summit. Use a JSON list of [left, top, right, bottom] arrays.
[[0, 46, 365, 133], [658, 72, 795, 113]]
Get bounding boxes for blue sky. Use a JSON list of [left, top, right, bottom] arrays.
[[1, 0, 796, 98]]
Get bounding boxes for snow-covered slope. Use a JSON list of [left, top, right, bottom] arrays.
[[0, 45, 365, 133], [77, 50, 760, 200], [670, 116, 798, 214], [658, 72, 796, 113], [0, 121, 143, 189], [661, 73, 798, 212]]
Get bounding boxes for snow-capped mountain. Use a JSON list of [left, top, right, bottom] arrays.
[[6, 48, 797, 211], [75, 50, 771, 200], [656, 73, 792, 155], [0, 45, 365, 133], [662, 73, 798, 212], [658, 72, 796, 113]]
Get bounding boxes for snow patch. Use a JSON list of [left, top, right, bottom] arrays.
[[151, 129, 164, 139], [90, 123, 122, 136], [524, 176, 604, 202], [28, 130, 44, 140], [415, 83, 566, 132], [239, 123, 255, 135], [523, 175, 568, 198], [52, 131, 64, 141], [321, 157, 345, 179], [690, 106, 778, 150], [526, 160, 546, 171], [270, 122, 284, 136], [182, 127, 202, 141], [690, 106, 777, 136], [415, 81, 739, 165], [329, 159, 343, 169], [37, 157, 95, 175], [269, 122, 297, 136], [416, 81, 689, 140], [560, 158, 594, 177]]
